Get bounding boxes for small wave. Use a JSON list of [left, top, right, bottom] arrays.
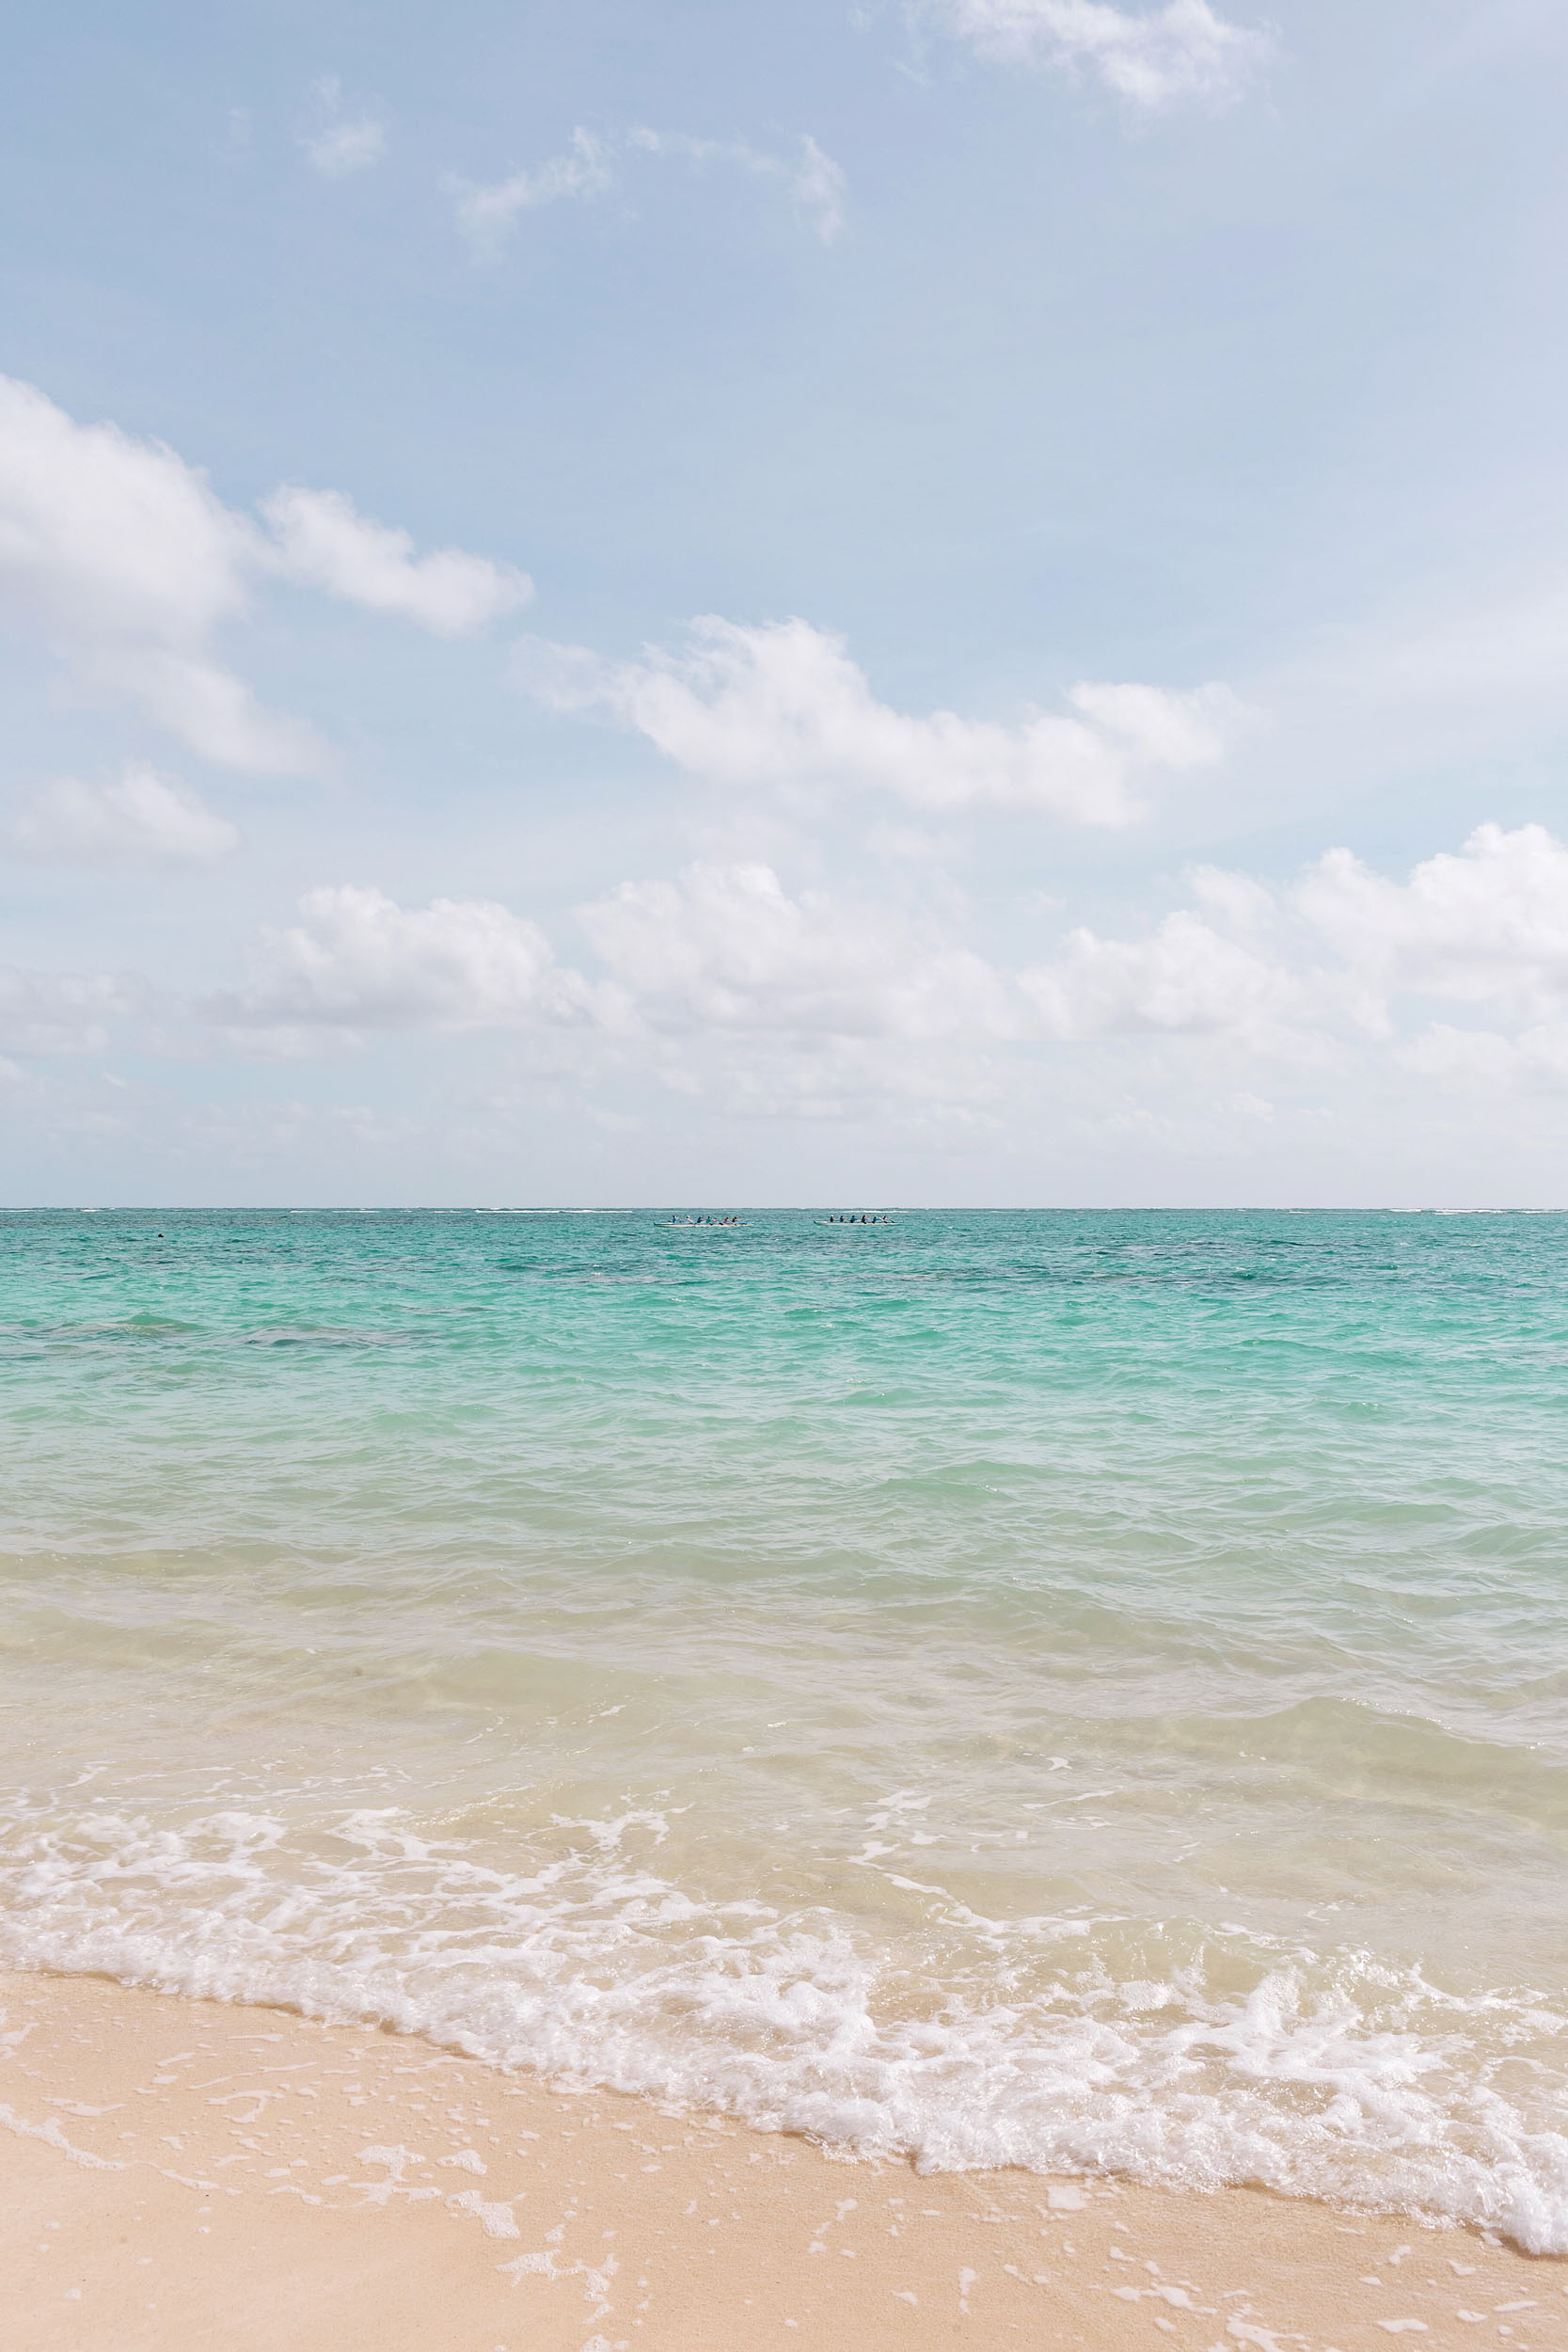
[[2, 1801, 1564, 2252], [0, 1319, 413, 1355]]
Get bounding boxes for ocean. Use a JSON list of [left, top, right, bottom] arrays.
[[2, 1207, 1564, 2249]]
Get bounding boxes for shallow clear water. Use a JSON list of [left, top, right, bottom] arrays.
[[2, 1207, 1565, 2246]]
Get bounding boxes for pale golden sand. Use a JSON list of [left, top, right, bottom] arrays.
[[3, 1969, 1563, 2352]]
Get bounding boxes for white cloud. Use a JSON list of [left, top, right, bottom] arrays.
[[448, 130, 617, 256], [302, 77, 387, 178], [261, 487, 531, 635], [0, 374, 315, 773], [559, 824, 1562, 1097], [0, 375, 527, 770], [451, 126, 848, 255], [569, 824, 1568, 1127], [580, 860, 1019, 1038], [1014, 824, 1568, 1063], [927, 0, 1272, 110], [575, 861, 1024, 1124], [308, 120, 386, 178], [1297, 824, 1568, 1026], [8, 765, 240, 866], [518, 614, 1240, 822], [791, 135, 849, 245], [1020, 902, 1297, 1041], [628, 130, 847, 244], [587, 865, 1270, 1085], [0, 966, 143, 1056], [40, 820, 1568, 1154], [1403, 1021, 1568, 1099], [214, 884, 609, 1046]]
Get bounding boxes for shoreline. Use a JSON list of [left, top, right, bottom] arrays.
[[3, 1968, 1562, 2351]]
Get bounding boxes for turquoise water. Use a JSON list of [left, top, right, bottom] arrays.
[[2, 1208, 1565, 2246]]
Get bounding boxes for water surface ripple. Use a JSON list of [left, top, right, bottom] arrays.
[[2, 1209, 1564, 2246]]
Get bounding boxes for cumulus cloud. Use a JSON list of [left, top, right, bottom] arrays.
[[572, 825, 1568, 1082], [261, 487, 531, 635], [572, 824, 1568, 1123], [574, 861, 1024, 1124], [301, 76, 387, 178], [213, 884, 609, 1048], [0, 374, 314, 772], [1020, 901, 1297, 1041], [8, 765, 240, 866], [0, 375, 526, 770], [926, 0, 1273, 110], [1297, 823, 1568, 1028], [518, 615, 1239, 823], [1016, 824, 1568, 1060], [580, 861, 1019, 1038], [569, 858, 1298, 1116], [160, 823, 1568, 1136], [451, 126, 848, 255]]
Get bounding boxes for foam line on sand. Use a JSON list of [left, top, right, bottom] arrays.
[[2, 1969, 1563, 2352]]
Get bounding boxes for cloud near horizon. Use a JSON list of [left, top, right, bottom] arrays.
[[1021, 824, 1568, 1062], [0, 376, 528, 772], [580, 861, 1018, 1040], [516, 615, 1241, 822], [11, 821, 1568, 1143], [153, 824, 1568, 1113], [209, 883, 616, 1053]]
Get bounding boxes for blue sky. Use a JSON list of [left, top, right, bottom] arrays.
[[3, 0, 1568, 1202]]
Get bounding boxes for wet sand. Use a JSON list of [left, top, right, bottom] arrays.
[[3, 1968, 1562, 2352]]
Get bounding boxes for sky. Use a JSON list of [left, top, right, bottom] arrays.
[[3, 0, 1568, 1205]]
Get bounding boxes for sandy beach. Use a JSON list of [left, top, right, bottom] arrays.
[[3, 1969, 1561, 2352]]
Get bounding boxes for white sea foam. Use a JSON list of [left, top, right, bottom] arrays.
[[0, 2101, 127, 2169], [3, 1800, 1565, 2251]]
